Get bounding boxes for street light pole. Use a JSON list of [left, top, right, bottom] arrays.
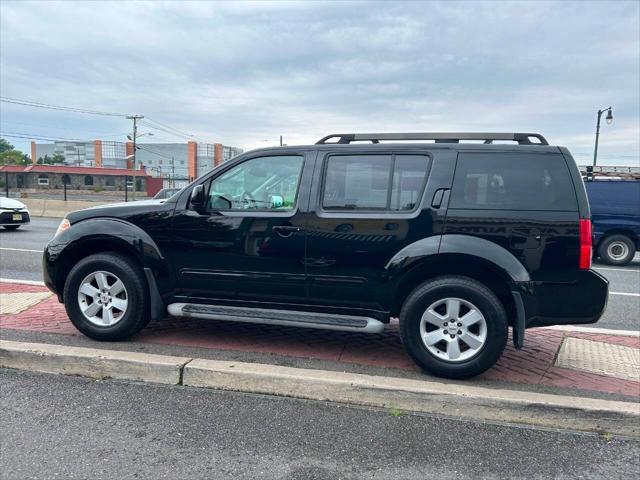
[[592, 106, 613, 167]]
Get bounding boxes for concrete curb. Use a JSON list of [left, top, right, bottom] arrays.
[[183, 359, 640, 415], [545, 325, 640, 337], [1, 339, 639, 436], [183, 359, 640, 436], [0, 278, 46, 286], [20, 198, 113, 218], [0, 340, 190, 385]]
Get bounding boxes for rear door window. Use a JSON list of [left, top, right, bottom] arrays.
[[450, 153, 577, 211], [322, 154, 429, 212]]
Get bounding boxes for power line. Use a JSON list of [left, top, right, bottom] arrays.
[[2, 96, 217, 144], [137, 144, 174, 160], [142, 118, 213, 144], [0, 121, 129, 139], [140, 120, 201, 142], [0, 97, 132, 117], [144, 118, 197, 138], [1, 132, 89, 142]]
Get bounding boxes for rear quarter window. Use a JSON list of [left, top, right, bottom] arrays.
[[450, 152, 577, 211]]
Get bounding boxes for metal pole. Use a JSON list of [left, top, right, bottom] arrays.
[[171, 156, 175, 188], [64, 180, 67, 201], [4, 171, 8, 197], [280, 135, 283, 147], [592, 109, 603, 167], [124, 175, 128, 202], [126, 115, 143, 200]]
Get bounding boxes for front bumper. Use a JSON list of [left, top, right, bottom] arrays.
[[519, 270, 609, 328], [42, 246, 59, 296], [0, 210, 30, 225]]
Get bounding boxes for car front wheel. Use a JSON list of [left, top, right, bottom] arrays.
[[400, 276, 508, 379], [63, 252, 149, 341]]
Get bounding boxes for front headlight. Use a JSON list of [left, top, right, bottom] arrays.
[[54, 218, 71, 238]]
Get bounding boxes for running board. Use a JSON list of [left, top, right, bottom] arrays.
[[167, 303, 385, 333]]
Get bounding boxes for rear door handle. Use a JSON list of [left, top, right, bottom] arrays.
[[431, 188, 450, 208], [273, 225, 303, 237]]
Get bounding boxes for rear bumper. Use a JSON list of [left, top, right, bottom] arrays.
[[518, 270, 609, 328], [0, 211, 30, 225]]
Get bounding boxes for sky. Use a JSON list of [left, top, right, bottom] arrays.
[[0, 0, 638, 166]]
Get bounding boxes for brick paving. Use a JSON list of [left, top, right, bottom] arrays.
[[1, 281, 638, 397]]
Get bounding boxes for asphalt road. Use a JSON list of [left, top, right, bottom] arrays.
[[1, 369, 638, 480], [1, 217, 638, 331]]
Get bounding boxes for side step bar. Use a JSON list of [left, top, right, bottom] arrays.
[[167, 303, 386, 333]]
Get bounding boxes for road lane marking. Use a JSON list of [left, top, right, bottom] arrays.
[[595, 267, 640, 273], [610, 291, 640, 297], [0, 247, 43, 253]]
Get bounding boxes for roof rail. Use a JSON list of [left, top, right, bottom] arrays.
[[315, 132, 549, 146]]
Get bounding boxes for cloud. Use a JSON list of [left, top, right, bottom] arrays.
[[1, 0, 638, 165]]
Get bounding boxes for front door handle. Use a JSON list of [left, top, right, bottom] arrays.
[[273, 226, 303, 237]]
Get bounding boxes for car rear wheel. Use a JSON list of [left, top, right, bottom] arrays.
[[63, 252, 149, 341], [399, 276, 508, 379], [598, 235, 635, 266]]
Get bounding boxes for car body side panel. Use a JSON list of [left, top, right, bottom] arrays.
[[304, 147, 457, 313]]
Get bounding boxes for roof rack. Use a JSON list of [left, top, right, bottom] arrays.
[[315, 132, 549, 146]]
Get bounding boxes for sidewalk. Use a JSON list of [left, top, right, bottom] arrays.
[[1, 281, 638, 399]]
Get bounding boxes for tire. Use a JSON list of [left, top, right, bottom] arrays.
[[3, 225, 20, 230], [399, 276, 508, 379], [63, 252, 149, 341], [598, 235, 635, 266]]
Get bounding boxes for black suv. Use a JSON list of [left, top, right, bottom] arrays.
[[43, 132, 609, 379]]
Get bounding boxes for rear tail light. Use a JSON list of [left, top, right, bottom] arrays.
[[579, 219, 592, 270]]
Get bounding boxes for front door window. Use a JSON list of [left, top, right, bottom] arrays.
[[206, 155, 304, 211]]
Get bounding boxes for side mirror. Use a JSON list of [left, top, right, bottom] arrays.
[[190, 184, 205, 211]]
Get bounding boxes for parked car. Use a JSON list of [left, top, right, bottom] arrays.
[[0, 196, 30, 230], [43, 132, 609, 379], [584, 179, 640, 266], [153, 188, 181, 200]]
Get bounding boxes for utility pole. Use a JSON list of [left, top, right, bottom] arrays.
[[279, 135, 283, 147], [126, 115, 144, 200], [171, 156, 175, 187]]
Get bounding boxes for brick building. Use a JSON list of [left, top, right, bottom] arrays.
[[0, 164, 159, 196]]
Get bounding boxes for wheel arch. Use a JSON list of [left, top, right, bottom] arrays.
[[387, 235, 531, 329], [51, 218, 168, 298]]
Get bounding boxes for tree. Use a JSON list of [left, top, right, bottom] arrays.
[[0, 137, 31, 165], [0, 150, 30, 165], [51, 153, 66, 164], [0, 138, 15, 154]]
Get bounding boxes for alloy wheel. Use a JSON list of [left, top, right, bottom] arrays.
[[77, 270, 128, 326], [419, 297, 488, 362]]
